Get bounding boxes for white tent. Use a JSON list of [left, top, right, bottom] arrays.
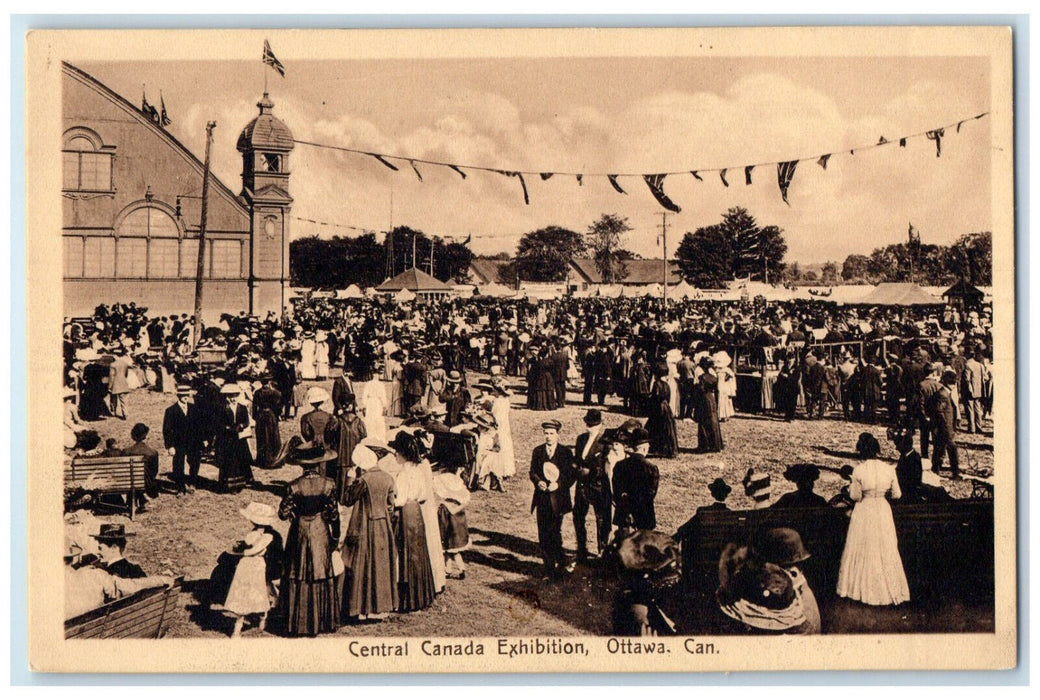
[[395, 288, 416, 302], [337, 284, 363, 299], [478, 282, 514, 298], [672, 280, 697, 298]]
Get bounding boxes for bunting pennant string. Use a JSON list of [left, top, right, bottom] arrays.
[[370, 153, 399, 171], [926, 128, 945, 157], [643, 174, 681, 213], [777, 160, 799, 205], [291, 110, 989, 210]]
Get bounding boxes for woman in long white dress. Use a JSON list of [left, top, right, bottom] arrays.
[[358, 379, 388, 443], [665, 346, 683, 415], [714, 351, 737, 421], [836, 432, 911, 606], [488, 376, 515, 479], [314, 332, 330, 380], [299, 333, 317, 381]]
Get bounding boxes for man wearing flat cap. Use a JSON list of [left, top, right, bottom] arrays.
[[529, 419, 577, 579], [611, 427, 660, 534], [572, 409, 612, 561]]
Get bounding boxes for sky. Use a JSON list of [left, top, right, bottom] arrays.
[[80, 54, 993, 264]]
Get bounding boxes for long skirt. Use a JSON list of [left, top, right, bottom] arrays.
[[279, 576, 340, 636], [696, 399, 724, 452], [646, 403, 679, 458], [420, 498, 447, 592], [254, 409, 282, 469], [396, 501, 436, 612], [343, 510, 397, 618], [222, 554, 270, 617], [836, 497, 910, 606]]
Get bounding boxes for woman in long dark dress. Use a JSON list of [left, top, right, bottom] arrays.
[[630, 352, 652, 417], [214, 384, 254, 491], [252, 376, 282, 469], [276, 442, 341, 637], [391, 433, 436, 612], [529, 347, 557, 411], [645, 365, 679, 458], [342, 444, 398, 621], [694, 358, 724, 453], [326, 393, 367, 504]]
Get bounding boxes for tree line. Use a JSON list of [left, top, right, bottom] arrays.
[[290, 208, 991, 290]]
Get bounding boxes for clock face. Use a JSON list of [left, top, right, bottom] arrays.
[[264, 218, 277, 240]]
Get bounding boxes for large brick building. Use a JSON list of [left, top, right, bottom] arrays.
[[61, 62, 293, 321]]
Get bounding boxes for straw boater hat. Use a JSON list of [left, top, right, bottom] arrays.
[[220, 383, 241, 396], [288, 441, 337, 466], [176, 384, 193, 395], [239, 502, 276, 527], [433, 471, 471, 514], [447, 370, 462, 384], [305, 386, 330, 406]]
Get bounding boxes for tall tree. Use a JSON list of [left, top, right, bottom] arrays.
[[513, 226, 586, 282], [841, 254, 871, 282], [675, 207, 787, 287], [587, 213, 632, 284], [945, 231, 993, 286], [820, 261, 839, 284]]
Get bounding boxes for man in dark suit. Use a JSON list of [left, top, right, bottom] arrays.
[[529, 419, 577, 579], [552, 340, 569, 409], [93, 524, 147, 579], [918, 363, 943, 458], [612, 428, 660, 533], [572, 409, 612, 561], [927, 370, 961, 478], [162, 385, 201, 494], [331, 368, 355, 416]]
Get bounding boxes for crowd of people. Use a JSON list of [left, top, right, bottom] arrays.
[[60, 291, 994, 636]]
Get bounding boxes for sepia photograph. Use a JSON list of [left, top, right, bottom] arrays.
[[25, 25, 1016, 673]]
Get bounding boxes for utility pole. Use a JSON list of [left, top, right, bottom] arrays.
[[412, 230, 417, 270], [429, 241, 436, 278], [658, 212, 670, 308], [192, 120, 216, 349]]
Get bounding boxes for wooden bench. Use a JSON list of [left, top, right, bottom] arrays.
[[676, 500, 994, 605], [65, 577, 183, 639], [64, 455, 147, 520]]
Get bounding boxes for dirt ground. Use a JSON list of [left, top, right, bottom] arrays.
[[67, 376, 994, 638]]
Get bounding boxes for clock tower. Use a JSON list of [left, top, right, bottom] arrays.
[[237, 92, 294, 317]]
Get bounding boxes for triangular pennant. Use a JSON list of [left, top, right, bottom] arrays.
[[877, 136, 888, 145], [409, 160, 423, 182], [719, 169, 729, 187], [643, 174, 681, 213], [691, 170, 703, 181], [777, 160, 799, 206], [926, 128, 945, 157], [607, 175, 627, 195], [817, 154, 831, 169], [370, 153, 399, 171], [448, 165, 467, 179], [744, 165, 754, 185], [576, 174, 584, 187], [540, 173, 554, 181]]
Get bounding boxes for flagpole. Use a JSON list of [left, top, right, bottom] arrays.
[[192, 121, 217, 348]]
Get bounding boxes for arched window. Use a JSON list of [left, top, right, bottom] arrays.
[[114, 206, 180, 279], [63, 128, 113, 192]]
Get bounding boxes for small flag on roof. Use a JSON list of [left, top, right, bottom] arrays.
[[263, 39, 286, 77]]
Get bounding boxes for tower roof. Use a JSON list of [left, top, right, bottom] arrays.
[[237, 93, 294, 152]]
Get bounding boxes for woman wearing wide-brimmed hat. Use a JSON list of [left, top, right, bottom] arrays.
[[214, 383, 254, 492], [390, 433, 437, 611], [275, 442, 342, 636], [645, 362, 679, 459], [342, 442, 398, 621], [694, 355, 724, 453]]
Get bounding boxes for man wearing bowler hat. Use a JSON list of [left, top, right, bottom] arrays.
[[93, 524, 146, 579], [572, 409, 612, 561], [611, 427, 659, 534], [529, 419, 577, 579], [163, 384, 202, 494]]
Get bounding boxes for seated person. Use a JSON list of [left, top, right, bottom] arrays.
[[695, 478, 733, 514], [93, 524, 147, 579], [64, 538, 172, 620], [772, 464, 828, 509], [123, 422, 160, 501], [890, 426, 953, 503]]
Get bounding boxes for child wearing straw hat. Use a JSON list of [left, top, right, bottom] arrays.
[[221, 502, 282, 637]]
